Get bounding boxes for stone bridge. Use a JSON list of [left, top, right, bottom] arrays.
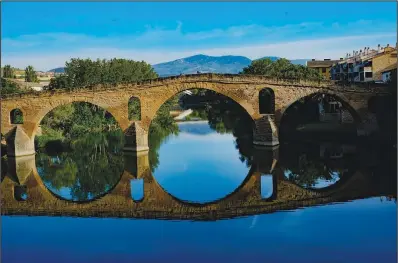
[[1, 147, 394, 221], [1, 74, 388, 156]]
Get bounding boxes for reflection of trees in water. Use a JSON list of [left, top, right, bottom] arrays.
[[36, 131, 124, 201], [149, 90, 254, 171], [149, 98, 180, 172], [180, 90, 254, 167], [279, 142, 355, 188]]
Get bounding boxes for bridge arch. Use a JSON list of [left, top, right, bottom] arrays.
[[278, 91, 362, 139], [30, 99, 128, 139], [279, 90, 362, 125], [147, 83, 257, 127]]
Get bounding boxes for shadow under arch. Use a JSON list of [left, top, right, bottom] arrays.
[[278, 91, 362, 139]]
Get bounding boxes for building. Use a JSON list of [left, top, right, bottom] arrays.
[[381, 64, 397, 83], [330, 44, 397, 83], [307, 59, 340, 80]]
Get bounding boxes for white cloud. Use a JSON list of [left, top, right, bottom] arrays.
[[2, 20, 396, 70]]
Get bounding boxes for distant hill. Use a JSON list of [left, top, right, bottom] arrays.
[[153, 55, 310, 77], [48, 67, 65, 73], [290, 59, 310, 66], [46, 55, 311, 77], [153, 54, 252, 77]]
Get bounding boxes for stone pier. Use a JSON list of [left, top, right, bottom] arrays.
[[123, 121, 149, 152], [253, 115, 279, 147], [5, 126, 35, 157]]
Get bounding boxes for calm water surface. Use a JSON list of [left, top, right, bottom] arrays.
[[1, 121, 396, 263]]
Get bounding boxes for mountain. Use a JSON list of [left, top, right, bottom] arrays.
[[153, 54, 252, 77], [46, 55, 311, 77], [153, 55, 310, 77], [290, 59, 310, 66], [48, 67, 65, 73]]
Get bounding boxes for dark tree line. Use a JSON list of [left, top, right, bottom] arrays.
[[241, 58, 324, 81], [48, 58, 158, 90]]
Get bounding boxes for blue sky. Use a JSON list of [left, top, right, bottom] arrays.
[[2, 2, 397, 71]]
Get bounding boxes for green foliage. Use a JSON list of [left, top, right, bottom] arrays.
[[48, 58, 158, 90], [1, 78, 24, 95], [36, 131, 124, 201], [25, 65, 39, 83], [2, 65, 14, 78], [35, 126, 65, 148], [148, 97, 180, 171], [242, 58, 323, 81], [48, 75, 72, 90], [178, 89, 254, 166], [40, 102, 118, 141]]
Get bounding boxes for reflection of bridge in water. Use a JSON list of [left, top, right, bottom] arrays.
[[1, 146, 395, 221]]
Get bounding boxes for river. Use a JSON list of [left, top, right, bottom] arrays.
[[1, 117, 396, 263]]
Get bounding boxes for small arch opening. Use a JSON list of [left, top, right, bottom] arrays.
[[128, 97, 141, 121], [130, 178, 144, 201], [14, 185, 28, 201], [10, 109, 24, 124], [259, 88, 275, 114], [261, 174, 273, 199]]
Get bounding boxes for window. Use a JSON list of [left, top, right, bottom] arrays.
[[128, 97, 141, 121], [365, 72, 373, 78], [259, 88, 275, 114], [10, 109, 23, 124], [322, 68, 327, 73]]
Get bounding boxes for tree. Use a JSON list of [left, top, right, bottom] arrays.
[[1, 78, 23, 95], [48, 58, 158, 90], [25, 65, 38, 82], [242, 58, 274, 75], [241, 58, 323, 81], [2, 65, 14, 78]]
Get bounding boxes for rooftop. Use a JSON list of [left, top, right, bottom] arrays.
[[307, 59, 340, 68]]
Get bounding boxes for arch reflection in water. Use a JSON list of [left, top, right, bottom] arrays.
[[150, 89, 254, 204], [152, 121, 251, 203], [36, 131, 125, 202], [279, 140, 357, 189]]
